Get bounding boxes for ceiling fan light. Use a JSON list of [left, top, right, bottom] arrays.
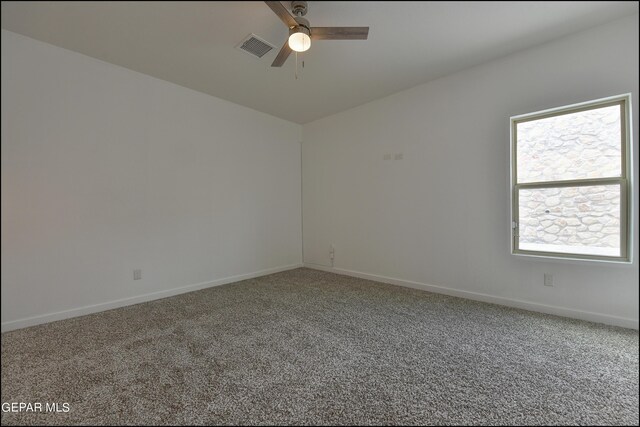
[[288, 29, 311, 52]]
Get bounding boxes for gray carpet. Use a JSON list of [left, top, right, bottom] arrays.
[[1, 268, 638, 426]]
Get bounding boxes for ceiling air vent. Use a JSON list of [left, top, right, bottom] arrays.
[[236, 34, 275, 59]]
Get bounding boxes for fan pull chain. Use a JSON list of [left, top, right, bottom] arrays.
[[294, 53, 304, 80]]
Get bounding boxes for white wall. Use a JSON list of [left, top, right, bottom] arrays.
[[303, 15, 639, 328], [1, 30, 302, 331]]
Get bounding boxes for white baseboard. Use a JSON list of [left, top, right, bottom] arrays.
[[1, 263, 303, 333], [303, 263, 639, 330]]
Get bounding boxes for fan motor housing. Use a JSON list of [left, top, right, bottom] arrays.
[[289, 24, 310, 38], [293, 16, 310, 30]]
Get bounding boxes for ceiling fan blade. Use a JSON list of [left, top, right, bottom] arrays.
[[264, 1, 298, 28], [311, 27, 369, 40], [271, 41, 292, 67]]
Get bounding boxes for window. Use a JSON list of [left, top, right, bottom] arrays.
[[511, 95, 632, 262]]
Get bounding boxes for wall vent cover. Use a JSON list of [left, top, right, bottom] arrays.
[[236, 34, 275, 58]]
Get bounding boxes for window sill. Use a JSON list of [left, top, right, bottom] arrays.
[[512, 250, 632, 265]]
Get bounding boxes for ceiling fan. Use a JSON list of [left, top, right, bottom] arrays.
[[265, 1, 369, 67]]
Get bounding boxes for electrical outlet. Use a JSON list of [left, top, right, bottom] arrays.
[[134, 269, 142, 280], [544, 273, 553, 287], [394, 153, 403, 160], [383, 154, 392, 160]]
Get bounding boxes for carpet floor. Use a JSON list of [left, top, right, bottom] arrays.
[[1, 268, 638, 425]]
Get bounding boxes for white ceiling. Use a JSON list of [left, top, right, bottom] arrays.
[[2, 1, 638, 124]]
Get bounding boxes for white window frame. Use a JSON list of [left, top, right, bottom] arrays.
[[510, 94, 633, 263]]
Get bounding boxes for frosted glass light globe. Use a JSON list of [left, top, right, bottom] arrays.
[[288, 31, 311, 52]]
